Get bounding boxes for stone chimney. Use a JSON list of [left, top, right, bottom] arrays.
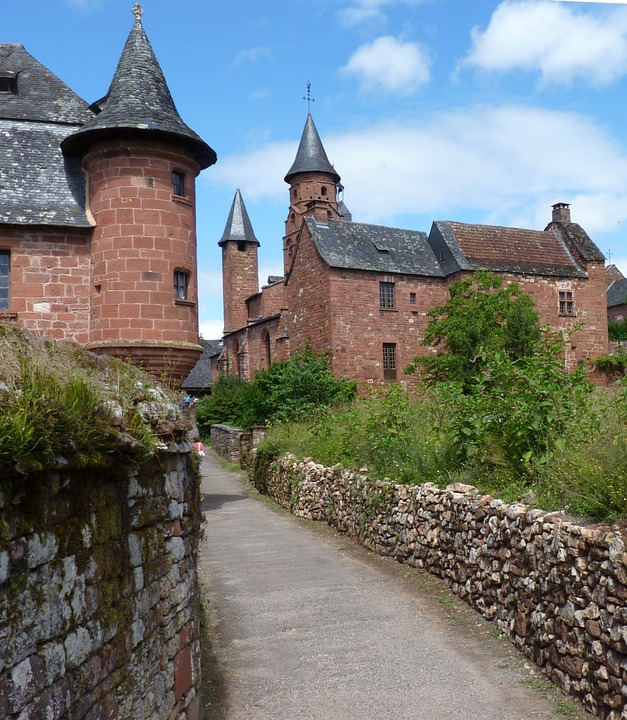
[[552, 202, 571, 223]]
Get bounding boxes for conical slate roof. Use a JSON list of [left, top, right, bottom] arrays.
[[62, 5, 216, 169], [284, 113, 340, 184], [218, 189, 259, 246]]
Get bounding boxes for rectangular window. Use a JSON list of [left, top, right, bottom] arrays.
[[174, 270, 189, 300], [379, 282, 395, 308], [0, 251, 9, 310], [409, 292, 416, 304], [383, 343, 397, 381], [0, 74, 17, 94], [558, 290, 574, 316], [172, 171, 185, 197]]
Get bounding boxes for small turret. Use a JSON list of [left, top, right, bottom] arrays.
[[283, 113, 342, 272], [220, 189, 260, 333]]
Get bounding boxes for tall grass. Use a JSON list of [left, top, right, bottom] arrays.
[[260, 381, 627, 523]]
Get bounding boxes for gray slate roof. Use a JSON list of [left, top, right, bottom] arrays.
[[218, 189, 259, 247], [608, 278, 627, 308], [285, 113, 340, 184], [182, 339, 222, 392], [0, 45, 92, 227], [306, 218, 444, 276], [62, 12, 216, 169]]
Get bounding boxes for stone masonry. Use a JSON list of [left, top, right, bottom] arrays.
[[0, 442, 203, 720]]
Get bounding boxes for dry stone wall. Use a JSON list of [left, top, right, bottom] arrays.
[[254, 453, 627, 719], [0, 442, 202, 720]]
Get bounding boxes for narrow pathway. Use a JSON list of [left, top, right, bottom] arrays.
[[198, 452, 586, 720]]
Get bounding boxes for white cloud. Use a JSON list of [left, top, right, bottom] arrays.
[[208, 104, 627, 240], [461, 1, 627, 86], [340, 36, 431, 95], [552, 0, 627, 4], [338, 0, 425, 27], [199, 319, 224, 341], [233, 46, 271, 68]]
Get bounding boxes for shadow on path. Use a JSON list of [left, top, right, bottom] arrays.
[[201, 493, 247, 512]]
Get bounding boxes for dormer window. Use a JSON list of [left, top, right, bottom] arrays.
[[172, 171, 185, 197], [0, 73, 17, 94]]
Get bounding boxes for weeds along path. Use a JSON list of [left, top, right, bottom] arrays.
[[197, 452, 591, 720]]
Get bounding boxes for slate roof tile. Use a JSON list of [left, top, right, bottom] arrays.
[[608, 278, 627, 308], [0, 45, 91, 227], [306, 218, 444, 276]]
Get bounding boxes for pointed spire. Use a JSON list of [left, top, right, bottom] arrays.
[[62, 6, 216, 169], [284, 113, 340, 184], [218, 189, 260, 247]]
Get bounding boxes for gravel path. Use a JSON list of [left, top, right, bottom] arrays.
[[198, 452, 589, 720]]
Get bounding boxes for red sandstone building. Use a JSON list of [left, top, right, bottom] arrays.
[[219, 114, 608, 386], [0, 5, 215, 382]]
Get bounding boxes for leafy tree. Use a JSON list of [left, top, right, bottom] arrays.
[[440, 335, 592, 474], [405, 272, 541, 389], [195, 345, 357, 436]]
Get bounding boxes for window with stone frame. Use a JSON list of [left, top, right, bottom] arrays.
[[0, 251, 9, 310], [379, 281, 395, 308], [558, 290, 574, 316], [172, 171, 185, 197], [174, 270, 190, 300], [383, 343, 397, 381]]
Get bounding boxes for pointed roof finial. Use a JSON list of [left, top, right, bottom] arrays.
[[303, 81, 315, 112], [132, 3, 143, 21]]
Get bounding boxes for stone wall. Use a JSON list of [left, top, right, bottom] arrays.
[[0, 441, 203, 720], [253, 453, 627, 719], [210, 424, 250, 464]]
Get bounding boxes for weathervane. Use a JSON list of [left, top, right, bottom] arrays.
[[303, 82, 315, 111], [132, 3, 143, 21]]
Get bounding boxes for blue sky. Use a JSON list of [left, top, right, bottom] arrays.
[[5, 0, 627, 338]]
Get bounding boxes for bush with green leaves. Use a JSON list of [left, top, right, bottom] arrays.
[[609, 319, 627, 341], [195, 345, 357, 436], [405, 271, 541, 390], [435, 337, 593, 475]]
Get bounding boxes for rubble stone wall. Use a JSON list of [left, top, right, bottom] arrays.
[[210, 424, 248, 464], [0, 442, 203, 720], [254, 453, 627, 720]]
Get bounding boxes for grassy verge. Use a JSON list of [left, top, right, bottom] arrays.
[[257, 381, 627, 523]]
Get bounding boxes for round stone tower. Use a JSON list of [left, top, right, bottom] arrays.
[[62, 4, 216, 383]]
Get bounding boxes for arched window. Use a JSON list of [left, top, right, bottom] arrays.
[[320, 186, 328, 197]]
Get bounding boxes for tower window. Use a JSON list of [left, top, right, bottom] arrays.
[[379, 282, 395, 308], [410, 292, 416, 304], [558, 290, 574, 316], [383, 343, 397, 381], [174, 270, 190, 300], [321, 186, 328, 197], [237, 242, 246, 252], [172, 171, 185, 197], [0, 251, 9, 310]]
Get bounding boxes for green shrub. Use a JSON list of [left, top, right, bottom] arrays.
[[406, 271, 541, 389], [609, 319, 627, 341], [196, 345, 357, 434]]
